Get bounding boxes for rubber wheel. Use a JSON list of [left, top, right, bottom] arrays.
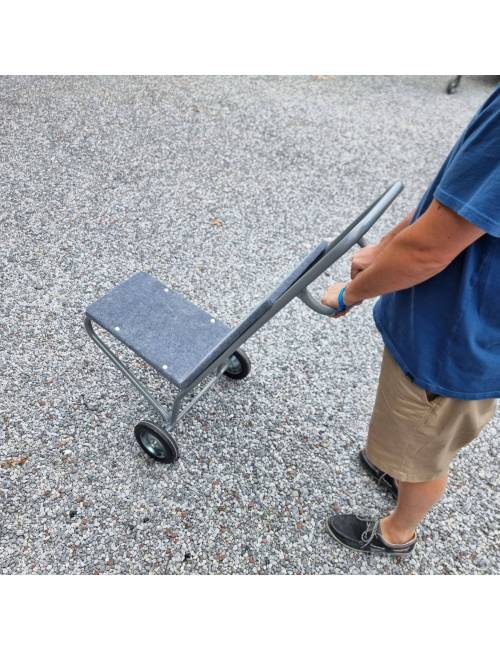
[[224, 349, 251, 380], [134, 420, 179, 464], [446, 78, 460, 94]]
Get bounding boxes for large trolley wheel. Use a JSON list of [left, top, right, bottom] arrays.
[[224, 349, 251, 380], [134, 420, 179, 463]]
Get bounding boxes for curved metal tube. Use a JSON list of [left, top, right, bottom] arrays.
[[84, 316, 172, 423], [298, 288, 339, 316]]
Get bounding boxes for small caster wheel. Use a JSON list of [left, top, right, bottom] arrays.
[[446, 76, 462, 94], [224, 349, 251, 380], [134, 420, 179, 464]]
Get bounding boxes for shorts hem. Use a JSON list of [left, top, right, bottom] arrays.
[[365, 447, 448, 483]]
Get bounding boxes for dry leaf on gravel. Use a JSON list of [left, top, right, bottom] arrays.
[[0, 455, 28, 468], [209, 215, 224, 227]]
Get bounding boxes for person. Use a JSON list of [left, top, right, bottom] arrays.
[[321, 85, 500, 557]]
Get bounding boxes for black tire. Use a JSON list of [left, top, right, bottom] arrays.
[[134, 420, 179, 464], [223, 349, 251, 380]]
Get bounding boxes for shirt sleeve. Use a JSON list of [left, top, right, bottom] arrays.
[[433, 97, 500, 237]]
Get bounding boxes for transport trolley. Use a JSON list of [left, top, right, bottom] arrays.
[[84, 181, 403, 463]]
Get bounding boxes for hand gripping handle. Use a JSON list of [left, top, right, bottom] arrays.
[[298, 238, 366, 316], [298, 181, 403, 316]]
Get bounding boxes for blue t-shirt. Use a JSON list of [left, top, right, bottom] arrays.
[[373, 85, 500, 400]]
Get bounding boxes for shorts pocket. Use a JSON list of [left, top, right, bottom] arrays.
[[425, 391, 438, 402], [379, 349, 433, 427]]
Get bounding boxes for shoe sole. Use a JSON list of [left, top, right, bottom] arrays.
[[324, 520, 413, 558]]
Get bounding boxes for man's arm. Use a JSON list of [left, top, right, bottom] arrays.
[[322, 200, 486, 312], [351, 211, 414, 278]]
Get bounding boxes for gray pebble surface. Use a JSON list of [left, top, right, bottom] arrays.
[[0, 75, 498, 574]]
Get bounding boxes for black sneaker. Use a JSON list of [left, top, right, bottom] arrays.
[[326, 514, 416, 556], [359, 448, 398, 499]]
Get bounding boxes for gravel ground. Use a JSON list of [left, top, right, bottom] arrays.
[[1, 75, 498, 574]]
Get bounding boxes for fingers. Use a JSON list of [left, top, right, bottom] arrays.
[[321, 285, 337, 308]]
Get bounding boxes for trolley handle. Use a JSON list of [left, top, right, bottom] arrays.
[[298, 237, 368, 316]]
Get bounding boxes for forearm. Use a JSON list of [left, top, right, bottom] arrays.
[[375, 211, 414, 251], [344, 226, 447, 304], [327, 199, 486, 314]]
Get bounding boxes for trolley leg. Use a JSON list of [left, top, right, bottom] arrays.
[[84, 316, 229, 431], [84, 316, 172, 425], [168, 363, 228, 428]]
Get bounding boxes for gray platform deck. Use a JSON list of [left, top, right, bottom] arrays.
[[86, 272, 231, 387], [86, 241, 328, 387]]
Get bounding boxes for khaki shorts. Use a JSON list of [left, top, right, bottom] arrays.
[[367, 348, 497, 482]]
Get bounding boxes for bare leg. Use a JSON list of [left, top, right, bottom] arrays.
[[380, 472, 448, 544]]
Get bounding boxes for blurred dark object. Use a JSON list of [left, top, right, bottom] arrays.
[[446, 76, 463, 94]]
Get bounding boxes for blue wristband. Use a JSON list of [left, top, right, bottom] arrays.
[[338, 286, 348, 312]]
